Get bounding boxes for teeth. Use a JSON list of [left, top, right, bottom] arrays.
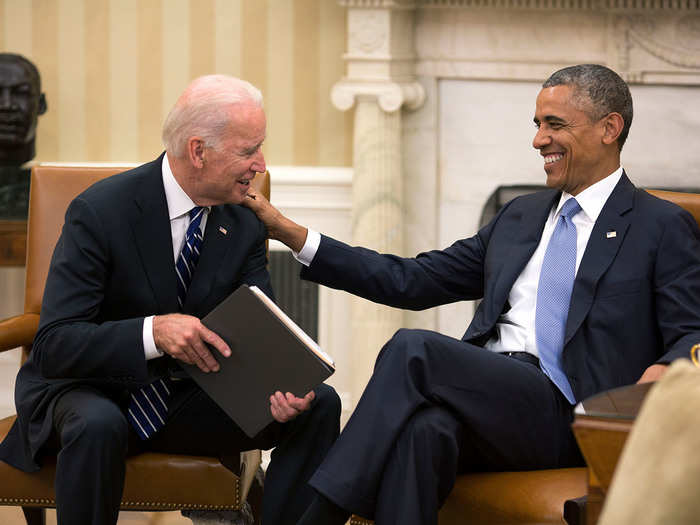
[[544, 154, 563, 164]]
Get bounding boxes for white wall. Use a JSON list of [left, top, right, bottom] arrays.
[[623, 85, 700, 188]]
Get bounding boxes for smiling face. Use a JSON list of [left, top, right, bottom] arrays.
[[532, 85, 612, 196], [0, 57, 45, 146], [193, 102, 267, 206]]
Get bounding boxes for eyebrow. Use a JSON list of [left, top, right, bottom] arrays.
[[242, 141, 264, 155], [534, 115, 566, 125]]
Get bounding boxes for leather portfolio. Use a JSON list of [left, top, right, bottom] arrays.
[[184, 284, 335, 437]]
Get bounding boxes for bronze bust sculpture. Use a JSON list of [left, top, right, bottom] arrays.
[[0, 53, 47, 166], [0, 53, 47, 221]]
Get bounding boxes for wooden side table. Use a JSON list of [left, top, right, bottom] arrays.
[[571, 382, 652, 524]]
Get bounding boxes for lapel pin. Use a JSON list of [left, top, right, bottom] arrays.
[[606, 230, 617, 239], [218, 226, 228, 235]]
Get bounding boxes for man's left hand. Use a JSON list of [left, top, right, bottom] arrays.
[[270, 390, 315, 423], [637, 363, 668, 383]]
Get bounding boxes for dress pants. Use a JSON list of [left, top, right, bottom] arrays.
[[51, 381, 340, 525], [308, 329, 583, 525]]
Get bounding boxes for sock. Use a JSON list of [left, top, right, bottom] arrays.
[[297, 492, 351, 525]]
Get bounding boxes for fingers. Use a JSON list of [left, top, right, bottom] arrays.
[[152, 314, 227, 373], [188, 338, 220, 373], [200, 325, 231, 358], [269, 390, 315, 423], [243, 187, 258, 203], [288, 390, 315, 411], [242, 187, 266, 210]]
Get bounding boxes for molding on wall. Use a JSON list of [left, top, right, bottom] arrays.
[[268, 165, 353, 254], [341, 0, 700, 9], [268, 166, 352, 217], [335, 5, 427, 113], [340, 0, 419, 8], [413, 10, 700, 85], [418, 0, 700, 9], [332, 80, 426, 112], [613, 14, 700, 74]]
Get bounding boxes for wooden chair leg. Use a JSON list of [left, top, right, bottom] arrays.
[[21, 507, 46, 525]]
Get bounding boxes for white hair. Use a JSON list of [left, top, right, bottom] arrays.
[[162, 75, 263, 157]]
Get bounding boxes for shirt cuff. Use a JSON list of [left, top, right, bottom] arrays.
[[293, 229, 321, 267], [142, 316, 163, 360]]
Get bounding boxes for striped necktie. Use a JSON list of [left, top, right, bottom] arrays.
[[127, 206, 205, 440], [175, 207, 205, 309], [535, 198, 581, 404]]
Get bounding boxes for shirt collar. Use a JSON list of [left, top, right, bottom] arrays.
[[162, 153, 199, 221], [555, 166, 624, 223]]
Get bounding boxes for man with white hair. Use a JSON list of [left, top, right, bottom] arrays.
[[0, 75, 341, 525]]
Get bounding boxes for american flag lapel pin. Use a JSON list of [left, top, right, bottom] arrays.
[[606, 230, 617, 239], [218, 226, 228, 235]]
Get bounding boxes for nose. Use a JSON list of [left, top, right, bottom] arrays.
[[532, 126, 551, 150], [252, 149, 266, 174], [0, 88, 12, 110]]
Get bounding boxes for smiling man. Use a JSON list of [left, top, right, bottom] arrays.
[[242, 64, 700, 525], [0, 75, 341, 525]]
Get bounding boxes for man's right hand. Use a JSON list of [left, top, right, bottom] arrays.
[[152, 313, 230, 373]]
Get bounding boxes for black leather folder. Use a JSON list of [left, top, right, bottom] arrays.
[[183, 284, 335, 437]]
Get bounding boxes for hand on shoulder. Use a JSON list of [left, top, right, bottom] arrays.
[[242, 187, 308, 252]]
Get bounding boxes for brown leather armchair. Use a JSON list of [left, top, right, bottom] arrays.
[[351, 189, 700, 525], [0, 165, 270, 525]]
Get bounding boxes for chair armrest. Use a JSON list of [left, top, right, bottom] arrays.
[[0, 313, 39, 352]]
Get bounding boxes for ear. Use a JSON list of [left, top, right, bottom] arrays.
[[38, 93, 47, 115], [601, 112, 624, 147], [187, 138, 206, 169]]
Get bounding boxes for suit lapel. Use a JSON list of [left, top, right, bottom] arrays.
[[183, 206, 234, 312], [486, 191, 559, 324], [130, 159, 180, 314], [564, 173, 635, 344]]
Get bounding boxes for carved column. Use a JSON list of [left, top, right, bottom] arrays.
[[332, 1, 425, 405]]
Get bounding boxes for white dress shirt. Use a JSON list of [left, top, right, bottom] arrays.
[[295, 167, 624, 358], [483, 167, 623, 356], [141, 154, 210, 359]]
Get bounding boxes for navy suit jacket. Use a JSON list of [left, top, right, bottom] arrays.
[[301, 173, 700, 402], [0, 155, 273, 471]]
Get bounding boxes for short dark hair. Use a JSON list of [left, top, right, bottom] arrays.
[[543, 64, 633, 151]]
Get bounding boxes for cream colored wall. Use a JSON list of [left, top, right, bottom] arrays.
[[0, 0, 352, 166]]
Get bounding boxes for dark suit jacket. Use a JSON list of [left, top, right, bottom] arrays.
[[0, 154, 273, 472], [301, 173, 700, 402]]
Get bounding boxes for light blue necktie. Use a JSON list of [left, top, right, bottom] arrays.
[[127, 207, 205, 440], [535, 198, 581, 404]]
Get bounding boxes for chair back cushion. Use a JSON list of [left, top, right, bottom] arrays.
[[25, 166, 129, 315], [646, 189, 700, 227]]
